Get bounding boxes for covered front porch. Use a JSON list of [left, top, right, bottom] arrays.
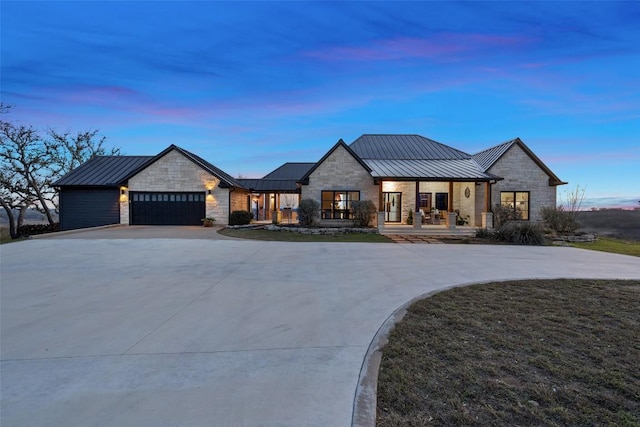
[[376, 179, 495, 229]]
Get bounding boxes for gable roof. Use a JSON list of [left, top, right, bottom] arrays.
[[121, 144, 244, 188], [350, 134, 470, 160], [239, 162, 315, 192], [473, 138, 566, 186], [263, 162, 315, 180], [53, 156, 154, 187], [299, 139, 371, 184], [347, 134, 497, 181]]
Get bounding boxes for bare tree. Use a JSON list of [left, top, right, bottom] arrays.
[[0, 105, 119, 238], [0, 120, 57, 226], [47, 128, 120, 177]]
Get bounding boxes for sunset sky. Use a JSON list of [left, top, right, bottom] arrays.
[[2, 1, 638, 207]]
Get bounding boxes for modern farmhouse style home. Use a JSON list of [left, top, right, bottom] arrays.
[[54, 134, 565, 230]]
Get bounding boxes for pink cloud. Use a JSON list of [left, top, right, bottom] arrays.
[[303, 34, 532, 62]]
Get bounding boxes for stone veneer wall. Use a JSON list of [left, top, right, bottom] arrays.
[[230, 190, 250, 214], [301, 145, 378, 225], [488, 144, 557, 222], [121, 149, 231, 225], [453, 182, 476, 226], [382, 181, 415, 224], [378, 181, 481, 225]]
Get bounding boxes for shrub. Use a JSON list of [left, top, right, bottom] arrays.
[[352, 200, 377, 227], [475, 228, 494, 239], [17, 223, 59, 237], [229, 210, 252, 226], [405, 210, 413, 225], [494, 222, 547, 245], [540, 206, 579, 234], [492, 204, 517, 228], [297, 199, 320, 227]]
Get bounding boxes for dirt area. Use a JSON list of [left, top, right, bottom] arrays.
[[576, 209, 640, 241]]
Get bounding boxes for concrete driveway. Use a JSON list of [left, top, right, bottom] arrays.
[[1, 233, 639, 427]]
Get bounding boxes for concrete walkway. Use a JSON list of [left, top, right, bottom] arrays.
[[1, 236, 639, 427]]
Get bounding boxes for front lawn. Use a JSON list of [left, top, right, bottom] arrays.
[[218, 227, 391, 243], [570, 236, 640, 257], [377, 279, 640, 426]]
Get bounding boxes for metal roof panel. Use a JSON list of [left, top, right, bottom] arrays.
[[350, 134, 471, 160], [54, 156, 154, 186]]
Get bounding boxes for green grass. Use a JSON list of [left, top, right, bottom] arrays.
[[0, 226, 15, 244], [218, 227, 392, 243], [571, 236, 640, 257], [377, 279, 640, 427]]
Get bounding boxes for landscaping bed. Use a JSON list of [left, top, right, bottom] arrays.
[[218, 226, 390, 242]]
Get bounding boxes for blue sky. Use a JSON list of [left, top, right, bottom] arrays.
[[2, 1, 639, 206]]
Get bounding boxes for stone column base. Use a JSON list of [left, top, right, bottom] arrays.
[[377, 212, 385, 231], [413, 211, 422, 228], [482, 212, 494, 229], [447, 212, 457, 229]]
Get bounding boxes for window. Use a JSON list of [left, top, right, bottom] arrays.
[[435, 193, 448, 211], [418, 193, 432, 211], [321, 191, 360, 219], [500, 191, 529, 220]]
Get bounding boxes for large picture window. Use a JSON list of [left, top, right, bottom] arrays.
[[321, 191, 360, 219], [500, 191, 530, 220]]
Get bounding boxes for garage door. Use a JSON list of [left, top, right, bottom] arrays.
[[59, 188, 120, 230], [130, 192, 205, 225]]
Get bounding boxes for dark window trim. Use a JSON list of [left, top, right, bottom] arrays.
[[321, 190, 360, 220], [435, 192, 448, 211], [500, 191, 530, 221]]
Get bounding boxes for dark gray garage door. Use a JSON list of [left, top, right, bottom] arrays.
[[130, 192, 205, 225], [59, 187, 120, 230]]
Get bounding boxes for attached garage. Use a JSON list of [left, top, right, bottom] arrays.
[[54, 145, 249, 229], [59, 187, 120, 230], [130, 192, 205, 225]]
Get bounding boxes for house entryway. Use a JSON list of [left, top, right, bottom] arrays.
[[383, 192, 402, 222]]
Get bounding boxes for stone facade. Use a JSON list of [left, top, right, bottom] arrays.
[[382, 181, 415, 223], [301, 145, 379, 225], [487, 144, 557, 222], [122, 149, 231, 225], [230, 190, 250, 214]]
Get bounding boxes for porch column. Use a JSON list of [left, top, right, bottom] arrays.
[[378, 179, 385, 230], [485, 182, 491, 212], [448, 181, 454, 212], [415, 181, 420, 211]]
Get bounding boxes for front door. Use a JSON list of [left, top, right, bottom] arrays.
[[383, 192, 402, 222]]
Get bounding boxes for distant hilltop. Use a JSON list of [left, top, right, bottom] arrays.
[[0, 209, 59, 224], [580, 197, 640, 211]]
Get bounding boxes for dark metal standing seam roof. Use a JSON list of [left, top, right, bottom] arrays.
[[53, 156, 154, 186], [239, 163, 316, 192], [472, 139, 516, 171], [472, 138, 566, 185], [350, 134, 471, 160], [345, 134, 497, 181], [363, 159, 499, 180], [262, 163, 316, 180]]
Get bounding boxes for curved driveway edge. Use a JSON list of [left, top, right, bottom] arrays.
[[2, 237, 639, 427]]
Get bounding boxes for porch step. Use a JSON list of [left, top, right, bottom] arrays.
[[380, 226, 476, 237]]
